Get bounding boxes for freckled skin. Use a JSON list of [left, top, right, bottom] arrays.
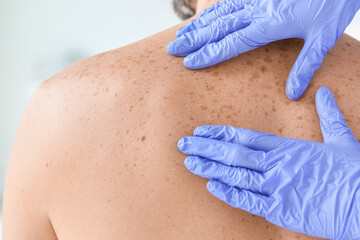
[[3, 14, 360, 240]]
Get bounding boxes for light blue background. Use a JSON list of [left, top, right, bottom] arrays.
[[0, 0, 359, 237]]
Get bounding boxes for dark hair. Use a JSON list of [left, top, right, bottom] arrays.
[[172, 0, 196, 20]]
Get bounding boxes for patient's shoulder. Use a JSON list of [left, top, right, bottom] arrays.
[[3, 49, 137, 238], [10, 48, 135, 167]]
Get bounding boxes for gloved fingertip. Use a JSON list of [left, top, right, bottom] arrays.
[[167, 41, 177, 55], [183, 56, 195, 69], [184, 53, 203, 69], [168, 38, 191, 57], [177, 137, 187, 151], [184, 156, 197, 171], [285, 83, 301, 101], [285, 89, 301, 101], [207, 180, 217, 191], [315, 86, 335, 113], [193, 126, 202, 136], [285, 73, 309, 101], [315, 86, 355, 143], [207, 180, 225, 195], [193, 125, 211, 136], [285, 79, 300, 101], [316, 86, 331, 98]]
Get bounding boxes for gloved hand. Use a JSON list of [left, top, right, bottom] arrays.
[[177, 87, 360, 239], [167, 0, 360, 100]]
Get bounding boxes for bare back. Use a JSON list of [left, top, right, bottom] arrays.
[[3, 21, 360, 240]]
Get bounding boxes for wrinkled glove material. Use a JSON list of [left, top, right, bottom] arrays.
[[178, 87, 360, 239], [168, 0, 360, 100]]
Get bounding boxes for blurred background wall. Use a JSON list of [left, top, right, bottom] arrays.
[[0, 0, 359, 237]]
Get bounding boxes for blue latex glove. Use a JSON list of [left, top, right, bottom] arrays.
[[178, 87, 360, 239], [167, 0, 360, 100]]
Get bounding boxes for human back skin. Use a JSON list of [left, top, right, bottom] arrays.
[[3, 14, 360, 240]]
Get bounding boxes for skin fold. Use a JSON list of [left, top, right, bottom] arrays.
[[3, 5, 360, 240]]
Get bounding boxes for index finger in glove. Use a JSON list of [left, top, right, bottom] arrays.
[[168, 10, 251, 56], [178, 136, 276, 172], [194, 125, 287, 152], [182, 22, 273, 69]]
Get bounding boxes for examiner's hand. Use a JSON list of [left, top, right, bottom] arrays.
[[177, 87, 360, 239], [167, 0, 360, 100]]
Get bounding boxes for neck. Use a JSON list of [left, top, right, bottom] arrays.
[[195, 0, 219, 14]]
